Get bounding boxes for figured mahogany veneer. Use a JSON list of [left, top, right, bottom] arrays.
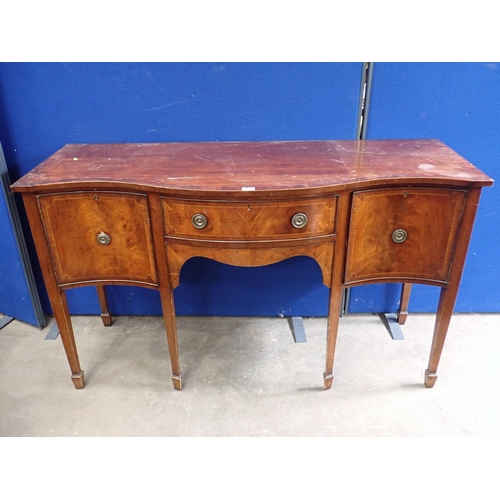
[[345, 188, 467, 285], [38, 191, 158, 287], [11, 139, 493, 391], [162, 197, 337, 241]]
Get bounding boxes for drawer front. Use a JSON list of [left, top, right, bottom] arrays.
[[38, 192, 158, 285], [345, 188, 467, 285], [162, 197, 337, 241]]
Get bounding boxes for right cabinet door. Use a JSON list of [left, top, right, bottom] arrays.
[[344, 187, 467, 285]]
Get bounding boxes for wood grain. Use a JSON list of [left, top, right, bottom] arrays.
[[425, 188, 483, 387], [11, 140, 493, 196], [37, 191, 158, 286], [162, 196, 337, 240], [166, 241, 335, 289], [345, 188, 467, 285], [22, 193, 85, 388]]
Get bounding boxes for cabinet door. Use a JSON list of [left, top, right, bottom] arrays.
[[38, 191, 158, 286], [345, 188, 467, 285]]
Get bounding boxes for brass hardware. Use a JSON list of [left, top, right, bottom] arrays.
[[392, 228, 407, 243], [96, 231, 111, 245], [94, 195, 98, 201], [192, 213, 208, 229], [291, 212, 308, 229]]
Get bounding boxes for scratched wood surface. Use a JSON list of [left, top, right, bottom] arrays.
[[11, 140, 493, 196]]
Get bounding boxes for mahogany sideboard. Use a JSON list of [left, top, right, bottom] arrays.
[[11, 140, 493, 391]]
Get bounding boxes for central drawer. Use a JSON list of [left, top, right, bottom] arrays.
[[161, 197, 337, 241]]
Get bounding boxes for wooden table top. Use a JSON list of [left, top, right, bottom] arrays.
[[11, 139, 493, 195]]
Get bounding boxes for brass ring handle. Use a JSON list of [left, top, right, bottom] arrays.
[[291, 212, 308, 229], [192, 213, 208, 229], [392, 228, 408, 243], [96, 231, 111, 245]]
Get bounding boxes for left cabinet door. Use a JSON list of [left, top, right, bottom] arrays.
[[37, 191, 158, 287]]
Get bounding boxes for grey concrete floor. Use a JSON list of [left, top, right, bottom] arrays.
[[1, 312, 499, 437]]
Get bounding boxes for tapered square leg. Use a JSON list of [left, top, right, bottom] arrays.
[[96, 285, 112, 327], [324, 286, 343, 391], [51, 290, 86, 390], [159, 284, 182, 391], [397, 283, 412, 325], [425, 287, 457, 388]]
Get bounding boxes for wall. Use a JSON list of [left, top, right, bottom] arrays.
[[2, 62, 497, 317]]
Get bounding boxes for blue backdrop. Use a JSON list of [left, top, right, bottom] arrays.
[[0, 62, 362, 317], [2, 62, 497, 318], [348, 62, 500, 313], [0, 145, 45, 327]]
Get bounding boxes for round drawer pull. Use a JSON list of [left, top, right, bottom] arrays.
[[392, 228, 408, 243], [192, 213, 208, 229], [96, 231, 111, 246], [291, 212, 308, 229]]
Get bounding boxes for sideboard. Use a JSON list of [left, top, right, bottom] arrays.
[[11, 140, 493, 390]]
